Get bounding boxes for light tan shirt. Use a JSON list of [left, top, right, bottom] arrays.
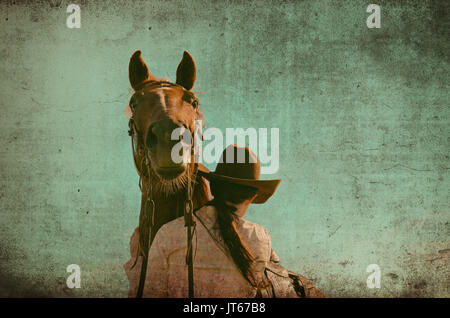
[[124, 205, 276, 298]]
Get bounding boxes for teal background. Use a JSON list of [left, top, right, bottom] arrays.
[[0, 0, 448, 297]]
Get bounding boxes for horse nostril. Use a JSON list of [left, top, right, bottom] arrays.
[[147, 120, 186, 149], [146, 124, 158, 149]]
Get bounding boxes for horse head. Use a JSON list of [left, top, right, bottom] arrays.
[[127, 50, 204, 194]]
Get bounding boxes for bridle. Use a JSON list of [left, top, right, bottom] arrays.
[[127, 80, 198, 298]]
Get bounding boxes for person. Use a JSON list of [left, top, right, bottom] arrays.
[[124, 144, 324, 297]]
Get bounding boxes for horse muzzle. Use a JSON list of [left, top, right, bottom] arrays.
[[147, 118, 191, 180]]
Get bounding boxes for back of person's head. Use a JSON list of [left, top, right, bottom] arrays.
[[208, 179, 258, 285]]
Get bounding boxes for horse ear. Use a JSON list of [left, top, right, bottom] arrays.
[[176, 51, 196, 90], [129, 50, 157, 90]]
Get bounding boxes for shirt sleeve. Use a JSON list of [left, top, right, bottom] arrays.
[[123, 227, 141, 298], [143, 226, 169, 297], [262, 226, 272, 262], [261, 226, 282, 263]]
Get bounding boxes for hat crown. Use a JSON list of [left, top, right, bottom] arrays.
[[215, 145, 260, 180]]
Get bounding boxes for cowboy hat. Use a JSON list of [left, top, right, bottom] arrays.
[[197, 145, 281, 204]]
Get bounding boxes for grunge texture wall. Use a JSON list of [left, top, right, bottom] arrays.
[[0, 0, 448, 297]]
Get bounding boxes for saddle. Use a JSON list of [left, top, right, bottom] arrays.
[[258, 258, 326, 298]]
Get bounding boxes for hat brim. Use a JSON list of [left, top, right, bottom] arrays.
[[197, 164, 281, 204]]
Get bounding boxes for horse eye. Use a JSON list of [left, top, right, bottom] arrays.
[[129, 97, 137, 112], [191, 100, 198, 109]]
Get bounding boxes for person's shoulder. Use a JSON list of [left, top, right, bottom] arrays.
[[240, 218, 271, 242], [158, 215, 185, 235], [156, 205, 215, 241], [241, 218, 269, 232], [128, 226, 140, 256], [194, 205, 217, 222], [151, 216, 186, 250]]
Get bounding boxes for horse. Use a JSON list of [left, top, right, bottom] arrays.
[[125, 50, 211, 296]]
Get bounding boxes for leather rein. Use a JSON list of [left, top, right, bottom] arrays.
[[127, 81, 198, 298]]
